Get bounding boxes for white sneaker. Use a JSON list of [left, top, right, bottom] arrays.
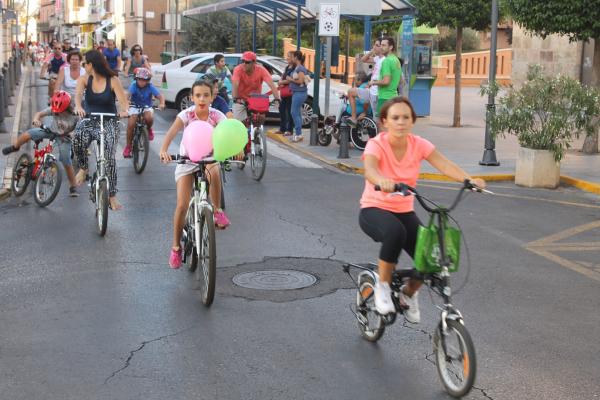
[[400, 286, 421, 324], [374, 282, 395, 315]]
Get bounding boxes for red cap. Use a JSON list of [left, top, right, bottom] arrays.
[[242, 51, 257, 62]]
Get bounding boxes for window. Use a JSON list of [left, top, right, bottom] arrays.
[[190, 59, 213, 74], [257, 61, 275, 75], [225, 57, 239, 72]]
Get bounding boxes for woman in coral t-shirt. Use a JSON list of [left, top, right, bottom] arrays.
[[360, 97, 486, 321]]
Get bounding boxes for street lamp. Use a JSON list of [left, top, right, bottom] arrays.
[[480, 0, 500, 166]]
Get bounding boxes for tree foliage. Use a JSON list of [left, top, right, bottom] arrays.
[[507, 0, 600, 41], [412, 0, 493, 30]]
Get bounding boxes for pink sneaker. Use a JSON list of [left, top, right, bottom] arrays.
[[214, 209, 230, 229], [123, 145, 132, 158], [148, 128, 154, 141], [169, 247, 182, 269]]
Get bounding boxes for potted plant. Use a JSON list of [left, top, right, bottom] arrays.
[[483, 65, 600, 188]]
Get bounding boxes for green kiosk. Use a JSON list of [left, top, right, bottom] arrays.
[[398, 17, 439, 117]]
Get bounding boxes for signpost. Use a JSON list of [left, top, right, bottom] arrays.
[[318, 3, 339, 120]]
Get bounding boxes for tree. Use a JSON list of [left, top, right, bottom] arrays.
[[412, 0, 495, 127], [508, 0, 600, 153]]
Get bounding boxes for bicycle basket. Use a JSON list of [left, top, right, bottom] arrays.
[[247, 94, 270, 113], [413, 214, 461, 274]]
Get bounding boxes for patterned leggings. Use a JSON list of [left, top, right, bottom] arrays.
[[73, 118, 120, 196]]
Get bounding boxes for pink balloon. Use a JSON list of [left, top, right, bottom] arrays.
[[182, 120, 214, 162]]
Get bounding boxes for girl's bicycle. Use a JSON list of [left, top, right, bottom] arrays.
[[129, 103, 158, 174], [343, 180, 491, 398], [318, 94, 378, 150], [170, 154, 218, 307], [11, 125, 63, 207]]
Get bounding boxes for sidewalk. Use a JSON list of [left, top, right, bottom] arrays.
[[0, 64, 32, 200], [268, 87, 600, 194]]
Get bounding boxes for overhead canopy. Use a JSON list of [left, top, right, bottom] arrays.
[[183, 0, 416, 23]]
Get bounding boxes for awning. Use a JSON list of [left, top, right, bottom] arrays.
[[183, 0, 415, 23]]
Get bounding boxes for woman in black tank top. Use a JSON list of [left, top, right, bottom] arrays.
[[73, 50, 128, 210]]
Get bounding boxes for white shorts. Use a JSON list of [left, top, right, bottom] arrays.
[[355, 88, 378, 116], [128, 106, 153, 116]]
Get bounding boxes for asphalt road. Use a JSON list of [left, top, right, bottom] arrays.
[[0, 84, 599, 399]]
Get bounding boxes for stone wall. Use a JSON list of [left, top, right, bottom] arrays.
[[511, 23, 583, 85]]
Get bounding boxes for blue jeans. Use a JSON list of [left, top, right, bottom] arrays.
[[279, 96, 293, 132], [291, 91, 308, 136]]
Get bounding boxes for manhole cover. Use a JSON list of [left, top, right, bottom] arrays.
[[232, 270, 317, 290]]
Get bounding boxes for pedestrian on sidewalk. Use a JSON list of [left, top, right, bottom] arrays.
[[276, 51, 295, 136], [370, 37, 402, 121], [289, 50, 310, 143], [2, 91, 80, 196], [347, 39, 383, 126]]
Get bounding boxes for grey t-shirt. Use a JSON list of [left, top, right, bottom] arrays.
[[43, 107, 79, 135]]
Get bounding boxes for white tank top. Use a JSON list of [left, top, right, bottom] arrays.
[[62, 66, 86, 96]]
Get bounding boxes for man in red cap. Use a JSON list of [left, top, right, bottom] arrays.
[[231, 51, 280, 121]]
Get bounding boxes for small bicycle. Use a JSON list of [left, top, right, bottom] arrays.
[[129, 103, 158, 174], [83, 112, 119, 236], [170, 154, 218, 307], [318, 94, 377, 150], [11, 125, 63, 207], [343, 180, 491, 398], [240, 94, 272, 181]]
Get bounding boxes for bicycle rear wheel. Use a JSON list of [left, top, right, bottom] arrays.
[[250, 127, 267, 181], [132, 126, 149, 174], [351, 118, 377, 150], [96, 179, 109, 236], [356, 275, 385, 342], [11, 153, 32, 196], [33, 160, 62, 207], [433, 319, 477, 398], [195, 206, 216, 306]]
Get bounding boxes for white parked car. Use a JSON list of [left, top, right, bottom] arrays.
[[153, 53, 350, 127]]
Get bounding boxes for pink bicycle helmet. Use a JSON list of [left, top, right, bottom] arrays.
[[134, 67, 152, 80]]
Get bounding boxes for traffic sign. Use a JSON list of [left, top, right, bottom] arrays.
[[318, 3, 340, 37]]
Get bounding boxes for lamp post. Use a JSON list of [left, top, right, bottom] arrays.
[[480, 0, 500, 166]]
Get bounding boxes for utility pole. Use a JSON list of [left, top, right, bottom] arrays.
[[174, 0, 178, 59], [169, 0, 175, 61], [480, 0, 500, 166], [24, 0, 30, 46]]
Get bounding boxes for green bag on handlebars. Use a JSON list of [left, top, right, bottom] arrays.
[[413, 214, 461, 274]]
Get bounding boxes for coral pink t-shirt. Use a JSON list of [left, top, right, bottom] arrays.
[[360, 132, 435, 213]]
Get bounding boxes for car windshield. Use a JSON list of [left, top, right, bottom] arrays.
[[265, 57, 288, 71]]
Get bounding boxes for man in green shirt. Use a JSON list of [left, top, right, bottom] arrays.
[[369, 37, 402, 119]]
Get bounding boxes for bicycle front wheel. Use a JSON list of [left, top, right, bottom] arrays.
[[195, 207, 216, 306], [433, 319, 477, 398], [33, 160, 62, 207], [250, 127, 267, 181], [96, 179, 109, 236], [132, 126, 149, 174], [11, 153, 32, 196]]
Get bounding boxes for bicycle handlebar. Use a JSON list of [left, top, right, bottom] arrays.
[[168, 154, 218, 165], [374, 180, 492, 213]]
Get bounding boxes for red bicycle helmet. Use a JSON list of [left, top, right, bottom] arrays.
[[50, 90, 71, 113]]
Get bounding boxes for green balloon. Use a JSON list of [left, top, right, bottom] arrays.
[[212, 119, 248, 161]]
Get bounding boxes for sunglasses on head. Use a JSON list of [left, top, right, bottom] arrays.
[[243, 60, 253, 64]]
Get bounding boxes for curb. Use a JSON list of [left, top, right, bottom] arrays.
[[266, 129, 599, 194]]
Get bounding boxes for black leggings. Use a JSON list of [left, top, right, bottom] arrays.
[[359, 208, 422, 264]]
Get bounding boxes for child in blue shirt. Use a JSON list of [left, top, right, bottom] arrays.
[[202, 72, 233, 118], [123, 67, 165, 158]]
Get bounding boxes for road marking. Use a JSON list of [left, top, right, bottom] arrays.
[[268, 141, 322, 168], [525, 220, 600, 283]]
